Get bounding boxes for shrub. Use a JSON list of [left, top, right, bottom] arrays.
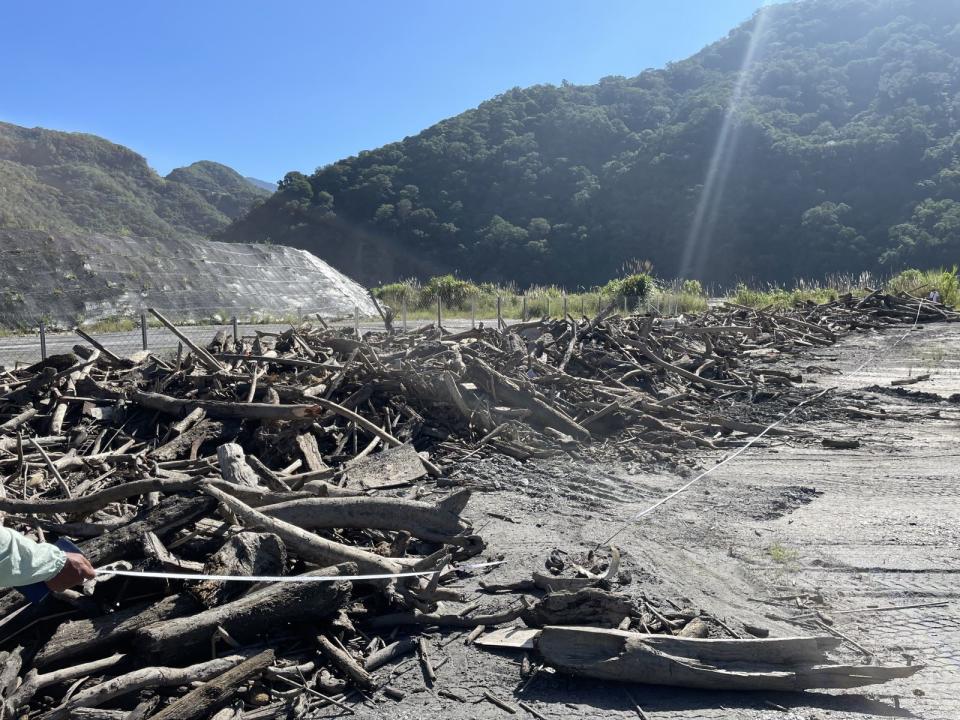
[[372, 279, 420, 308], [420, 274, 480, 308], [680, 279, 705, 296], [602, 273, 653, 300]]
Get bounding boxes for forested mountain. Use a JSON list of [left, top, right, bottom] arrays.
[[0, 122, 268, 241], [220, 0, 960, 287]]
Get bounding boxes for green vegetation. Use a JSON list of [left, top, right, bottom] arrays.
[[221, 0, 960, 289], [601, 274, 653, 302], [767, 542, 799, 566], [886, 267, 960, 307], [83, 316, 139, 333], [373, 272, 707, 320], [0, 124, 269, 240], [731, 283, 842, 310]]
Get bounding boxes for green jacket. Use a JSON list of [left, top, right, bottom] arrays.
[[0, 527, 66, 587]]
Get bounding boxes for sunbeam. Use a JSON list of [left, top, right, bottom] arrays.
[[679, 5, 772, 280]]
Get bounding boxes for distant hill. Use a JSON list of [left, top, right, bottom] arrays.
[[0, 122, 269, 241], [245, 176, 277, 192], [219, 0, 960, 287]]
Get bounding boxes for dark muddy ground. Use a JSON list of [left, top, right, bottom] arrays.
[[321, 322, 960, 720]]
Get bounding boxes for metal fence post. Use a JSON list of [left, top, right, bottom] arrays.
[[232, 316, 239, 345], [436, 296, 442, 328], [471, 295, 476, 329], [496, 295, 502, 328], [522, 295, 527, 322], [140, 312, 148, 351], [353, 306, 360, 337], [580, 296, 585, 316], [39, 321, 47, 360], [402, 296, 408, 332]]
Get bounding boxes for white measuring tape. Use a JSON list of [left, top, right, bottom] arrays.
[[94, 560, 506, 584]]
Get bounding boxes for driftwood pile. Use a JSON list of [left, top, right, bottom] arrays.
[[0, 294, 945, 718]]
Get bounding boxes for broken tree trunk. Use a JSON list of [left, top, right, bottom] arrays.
[[217, 443, 261, 487], [146, 649, 275, 720], [259, 488, 471, 542], [35, 594, 200, 668], [134, 564, 354, 658], [188, 532, 287, 608], [535, 627, 923, 691], [201, 484, 405, 576]]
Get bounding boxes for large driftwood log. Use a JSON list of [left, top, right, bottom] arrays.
[[188, 532, 287, 608], [36, 594, 200, 667], [134, 564, 354, 658], [146, 649, 275, 720], [130, 391, 322, 422], [535, 627, 924, 691], [202, 484, 404, 576], [259, 488, 471, 541]]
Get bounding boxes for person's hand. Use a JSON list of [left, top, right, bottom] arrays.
[[45, 552, 96, 592]]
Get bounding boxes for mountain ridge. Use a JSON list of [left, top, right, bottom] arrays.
[[0, 121, 269, 241], [218, 0, 960, 287]]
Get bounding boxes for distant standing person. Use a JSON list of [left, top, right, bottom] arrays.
[[927, 288, 941, 304]]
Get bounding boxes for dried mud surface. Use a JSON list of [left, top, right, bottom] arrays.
[[322, 323, 960, 720]]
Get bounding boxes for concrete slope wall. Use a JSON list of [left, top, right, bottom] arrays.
[[0, 229, 376, 328]]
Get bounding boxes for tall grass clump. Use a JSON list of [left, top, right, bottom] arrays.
[[886, 267, 959, 306]]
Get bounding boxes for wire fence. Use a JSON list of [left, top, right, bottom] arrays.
[[0, 291, 684, 368]]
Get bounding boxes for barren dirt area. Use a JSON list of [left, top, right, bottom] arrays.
[[337, 322, 960, 719]]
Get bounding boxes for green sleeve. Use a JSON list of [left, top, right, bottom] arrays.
[[0, 527, 66, 587]]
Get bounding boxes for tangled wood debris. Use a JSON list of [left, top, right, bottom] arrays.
[[0, 293, 947, 717]]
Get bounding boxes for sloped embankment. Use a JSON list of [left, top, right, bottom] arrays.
[[0, 229, 376, 328]]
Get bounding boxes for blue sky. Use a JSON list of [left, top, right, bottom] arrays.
[[1, 1, 768, 182]]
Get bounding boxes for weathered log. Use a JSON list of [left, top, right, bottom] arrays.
[[134, 564, 354, 658], [43, 652, 263, 720], [217, 443, 261, 488], [36, 594, 200, 667], [188, 532, 286, 608], [151, 419, 226, 462], [535, 627, 924, 690], [145, 649, 275, 720], [130, 391, 322, 421], [0, 477, 198, 516], [316, 635, 373, 690], [522, 589, 633, 628], [201, 484, 404, 576], [259, 489, 471, 542], [7, 653, 126, 713]]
